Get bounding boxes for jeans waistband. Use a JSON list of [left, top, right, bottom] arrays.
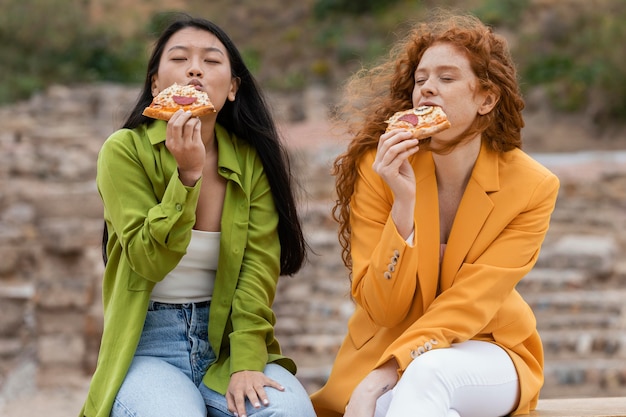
[[148, 300, 210, 311]]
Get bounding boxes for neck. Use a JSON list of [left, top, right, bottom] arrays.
[[201, 118, 217, 152], [433, 137, 481, 189]]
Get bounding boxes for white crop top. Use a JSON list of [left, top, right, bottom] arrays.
[[150, 230, 220, 303]]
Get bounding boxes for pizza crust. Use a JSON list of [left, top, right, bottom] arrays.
[[142, 104, 216, 121]]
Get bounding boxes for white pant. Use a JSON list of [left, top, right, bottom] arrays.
[[374, 340, 520, 417]]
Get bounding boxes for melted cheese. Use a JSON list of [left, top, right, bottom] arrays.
[[153, 83, 212, 108]]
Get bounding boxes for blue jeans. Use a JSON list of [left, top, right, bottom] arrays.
[[111, 301, 315, 417]]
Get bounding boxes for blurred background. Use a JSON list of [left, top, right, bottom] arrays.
[[0, 0, 625, 415]]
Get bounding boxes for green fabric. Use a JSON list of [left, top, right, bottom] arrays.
[[80, 121, 295, 417]]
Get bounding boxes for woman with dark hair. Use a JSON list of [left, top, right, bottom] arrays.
[[81, 14, 314, 417], [311, 11, 559, 417]]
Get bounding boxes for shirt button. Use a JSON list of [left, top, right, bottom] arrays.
[[175, 203, 183, 211], [384, 271, 392, 280]]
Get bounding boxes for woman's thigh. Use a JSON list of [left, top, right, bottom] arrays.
[[382, 340, 519, 417], [112, 356, 206, 417], [201, 363, 316, 417]]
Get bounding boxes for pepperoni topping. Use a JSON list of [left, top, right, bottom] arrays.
[[172, 95, 197, 105], [398, 113, 419, 126]]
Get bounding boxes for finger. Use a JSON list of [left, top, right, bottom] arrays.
[[263, 377, 285, 392], [226, 392, 236, 415], [377, 130, 413, 158], [165, 110, 190, 144], [181, 116, 200, 143], [256, 377, 284, 406], [246, 386, 263, 409], [252, 385, 269, 408], [375, 137, 419, 171], [234, 392, 248, 417]]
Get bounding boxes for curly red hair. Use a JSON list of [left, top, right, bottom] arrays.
[[332, 11, 525, 270]]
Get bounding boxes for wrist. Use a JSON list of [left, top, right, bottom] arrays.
[[179, 170, 202, 187], [391, 200, 415, 239]]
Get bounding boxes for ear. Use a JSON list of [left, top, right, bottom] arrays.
[[478, 91, 498, 115], [228, 77, 241, 102], [150, 76, 159, 97]]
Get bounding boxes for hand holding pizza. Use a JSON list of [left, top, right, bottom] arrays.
[[373, 129, 420, 240], [165, 109, 205, 187], [144, 83, 218, 186]]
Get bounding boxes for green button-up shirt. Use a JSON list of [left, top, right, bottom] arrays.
[[81, 120, 295, 417]]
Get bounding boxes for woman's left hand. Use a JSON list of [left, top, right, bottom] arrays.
[[226, 370, 285, 417]]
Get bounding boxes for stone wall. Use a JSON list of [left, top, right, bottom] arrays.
[[0, 84, 625, 403]]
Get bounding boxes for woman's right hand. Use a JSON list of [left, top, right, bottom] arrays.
[[165, 109, 205, 186], [372, 129, 419, 239], [344, 359, 399, 417]]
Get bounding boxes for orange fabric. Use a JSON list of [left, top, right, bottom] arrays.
[[311, 144, 559, 416]]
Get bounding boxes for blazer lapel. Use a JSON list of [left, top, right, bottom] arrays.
[[440, 143, 500, 290], [413, 152, 441, 308]]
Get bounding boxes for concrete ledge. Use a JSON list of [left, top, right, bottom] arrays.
[[531, 397, 626, 416]]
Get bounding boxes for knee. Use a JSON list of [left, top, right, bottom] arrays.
[[264, 388, 315, 417], [401, 350, 451, 389]]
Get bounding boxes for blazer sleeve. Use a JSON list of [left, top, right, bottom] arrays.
[[349, 151, 421, 326], [97, 129, 201, 282]]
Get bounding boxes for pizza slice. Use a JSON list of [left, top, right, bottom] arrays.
[[143, 83, 216, 121], [385, 106, 451, 140]]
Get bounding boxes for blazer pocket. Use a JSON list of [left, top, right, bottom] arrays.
[[348, 307, 379, 349]]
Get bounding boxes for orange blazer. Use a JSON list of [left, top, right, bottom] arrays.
[[311, 143, 560, 416]]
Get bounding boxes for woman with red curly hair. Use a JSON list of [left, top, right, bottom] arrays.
[[311, 11, 559, 417]]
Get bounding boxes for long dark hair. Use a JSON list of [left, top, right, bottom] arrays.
[[103, 14, 307, 275]]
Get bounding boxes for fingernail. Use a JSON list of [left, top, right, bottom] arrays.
[[254, 402, 261, 408], [263, 399, 269, 405]]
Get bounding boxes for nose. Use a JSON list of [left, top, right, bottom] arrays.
[[188, 68, 202, 77], [419, 78, 435, 96], [187, 58, 203, 78]]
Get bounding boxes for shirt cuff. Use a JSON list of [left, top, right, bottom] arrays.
[[405, 229, 415, 246]]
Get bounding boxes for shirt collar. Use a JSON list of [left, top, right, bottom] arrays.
[[146, 120, 242, 176]]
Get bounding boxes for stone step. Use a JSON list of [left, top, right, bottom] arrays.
[[540, 329, 626, 357], [535, 234, 618, 278], [544, 358, 626, 392], [518, 268, 588, 292], [534, 311, 622, 330], [525, 289, 626, 318]]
